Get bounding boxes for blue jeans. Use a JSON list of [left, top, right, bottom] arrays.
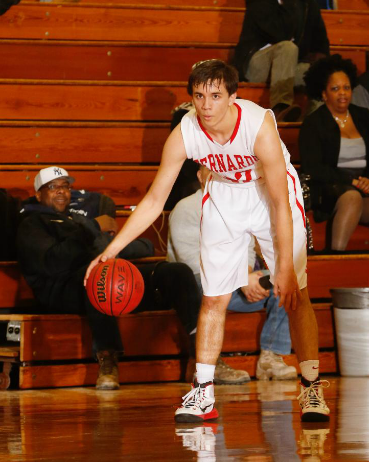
[[195, 274, 291, 355], [227, 290, 291, 355]]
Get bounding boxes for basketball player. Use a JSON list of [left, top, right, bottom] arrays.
[[85, 60, 330, 423]]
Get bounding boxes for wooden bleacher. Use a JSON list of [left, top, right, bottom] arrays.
[[0, 0, 368, 389], [2, 252, 369, 388], [0, 43, 367, 80], [1, 4, 369, 45], [20, 0, 369, 8]]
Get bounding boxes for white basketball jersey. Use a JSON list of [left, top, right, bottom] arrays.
[[180, 99, 291, 187]]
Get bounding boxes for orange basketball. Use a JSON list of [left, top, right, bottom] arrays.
[[86, 258, 144, 316]]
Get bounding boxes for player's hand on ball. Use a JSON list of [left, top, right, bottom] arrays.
[[84, 254, 103, 286], [274, 269, 301, 311], [85, 258, 144, 315], [84, 247, 118, 286]]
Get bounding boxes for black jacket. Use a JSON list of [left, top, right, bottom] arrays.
[[299, 103, 369, 217], [233, 0, 330, 80], [358, 71, 369, 94], [17, 205, 154, 308], [0, 0, 20, 16]]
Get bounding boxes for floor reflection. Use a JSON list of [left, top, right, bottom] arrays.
[[174, 380, 334, 461], [298, 424, 330, 462], [337, 377, 369, 460], [1, 378, 369, 461], [257, 381, 300, 462], [175, 422, 218, 461]]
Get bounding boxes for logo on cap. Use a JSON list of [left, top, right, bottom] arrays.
[[54, 167, 64, 177]]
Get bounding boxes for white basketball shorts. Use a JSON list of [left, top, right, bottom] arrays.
[[200, 164, 307, 296]]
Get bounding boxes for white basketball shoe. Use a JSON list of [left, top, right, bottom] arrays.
[[298, 378, 330, 422], [175, 381, 219, 423]]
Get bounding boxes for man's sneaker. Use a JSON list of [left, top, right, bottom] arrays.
[[214, 357, 250, 385], [96, 350, 120, 390], [298, 378, 330, 422], [175, 381, 219, 423], [256, 350, 298, 380]]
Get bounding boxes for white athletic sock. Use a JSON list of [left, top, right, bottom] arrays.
[[300, 360, 319, 382], [196, 363, 216, 384]]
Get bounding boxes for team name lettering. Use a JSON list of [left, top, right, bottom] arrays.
[[97, 265, 109, 303], [214, 154, 226, 172], [198, 154, 258, 173], [207, 154, 218, 172]]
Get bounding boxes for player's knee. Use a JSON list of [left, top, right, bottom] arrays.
[[201, 294, 231, 313]]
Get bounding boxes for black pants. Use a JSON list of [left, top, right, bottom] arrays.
[[135, 262, 201, 334], [47, 261, 200, 354], [51, 266, 123, 355]]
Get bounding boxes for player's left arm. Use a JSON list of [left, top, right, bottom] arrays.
[[253, 111, 301, 311]]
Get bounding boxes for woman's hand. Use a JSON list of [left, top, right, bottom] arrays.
[[353, 176, 369, 194]]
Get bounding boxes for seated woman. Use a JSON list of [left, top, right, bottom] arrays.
[[299, 54, 369, 251]]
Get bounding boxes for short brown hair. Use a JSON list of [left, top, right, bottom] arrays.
[[187, 59, 239, 96]]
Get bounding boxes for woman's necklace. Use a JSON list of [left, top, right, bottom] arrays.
[[334, 110, 349, 128]]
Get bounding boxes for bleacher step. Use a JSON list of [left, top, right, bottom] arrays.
[[18, 351, 337, 389]]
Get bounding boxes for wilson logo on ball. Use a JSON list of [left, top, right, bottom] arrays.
[[86, 258, 144, 316], [97, 264, 109, 303]]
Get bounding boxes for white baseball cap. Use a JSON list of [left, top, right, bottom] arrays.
[[34, 166, 75, 192]]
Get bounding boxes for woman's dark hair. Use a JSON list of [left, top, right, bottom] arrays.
[[187, 59, 239, 96], [304, 54, 358, 100]]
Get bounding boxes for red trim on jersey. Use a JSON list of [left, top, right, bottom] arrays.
[[287, 171, 306, 228], [202, 192, 210, 207], [200, 176, 212, 231], [197, 116, 214, 142], [196, 102, 241, 145], [230, 103, 241, 144]]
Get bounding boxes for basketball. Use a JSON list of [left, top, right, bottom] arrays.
[[86, 258, 144, 316]]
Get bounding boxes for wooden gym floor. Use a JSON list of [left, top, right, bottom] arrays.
[[0, 376, 368, 461]]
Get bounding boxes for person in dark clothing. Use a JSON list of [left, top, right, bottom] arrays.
[[233, 0, 330, 121], [315, 0, 335, 8], [0, 189, 20, 261], [17, 166, 204, 386], [299, 55, 369, 250], [16, 166, 155, 390]]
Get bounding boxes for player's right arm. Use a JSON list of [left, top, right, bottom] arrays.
[[84, 125, 187, 284], [254, 111, 301, 311]]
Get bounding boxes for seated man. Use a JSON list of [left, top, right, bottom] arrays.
[[232, 0, 329, 121], [167, 164, 297, 380], [17, 166, 154, 390]]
